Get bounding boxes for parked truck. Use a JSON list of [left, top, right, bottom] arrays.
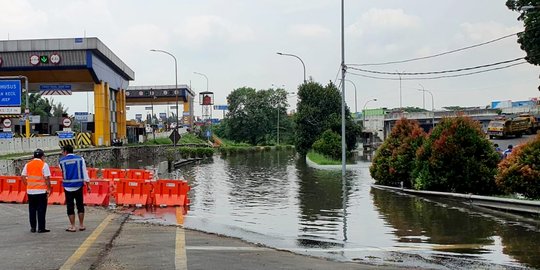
[[487, 117, 529, 139], [516, 114, 539, 134]]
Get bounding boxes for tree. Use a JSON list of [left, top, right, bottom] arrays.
[[370, 118, 426, 188], [50, 99, 68, 117], [496, 134, 540, 199], [21, 93, 52, 117], [295, 81, 360, 156], [413, 116, 500, 195], [223, 87, 291, 145], [506, 1, 540, 67]]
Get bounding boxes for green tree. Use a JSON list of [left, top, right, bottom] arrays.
[[506, 1, 540, 67], [295, 81, 360, 156], [21, 93, 52, 117], [370, 118, 426, 188], [312, 129, 341, 160], [413, 116, 500, 195], [223, 87, 291, 145], [50, 99, 68, 117]]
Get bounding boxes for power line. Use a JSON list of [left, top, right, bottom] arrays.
[[348, 61, 527, 80], [347, 32, 521, 67], [348, 57, 525, 76]]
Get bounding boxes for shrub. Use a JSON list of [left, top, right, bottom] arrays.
[[496, 134, 540, 199], [413, 116, 500, 195], [370, 118, 426, 188], [312, 129, 342, 160]]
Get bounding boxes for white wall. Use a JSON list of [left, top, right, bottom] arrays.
[[0, 137, 60, 155]]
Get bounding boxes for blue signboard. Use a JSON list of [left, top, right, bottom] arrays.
[[159, 113, 167, 119], [213, 105, 228, 111], [135, 114, 142, 120], [58, 132, 74, 139], [39, 85, 72, 90], [0, 132, 13, 139], [0, 80, 22, 106]]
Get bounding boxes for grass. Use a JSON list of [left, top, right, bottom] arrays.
[[179, 133, 207, 144], [143, 137, 173, 145], [307, 151, 356, 165]]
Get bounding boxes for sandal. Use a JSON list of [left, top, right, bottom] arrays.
[[79, 227, 86, 231], [65, 227, 77, 232]]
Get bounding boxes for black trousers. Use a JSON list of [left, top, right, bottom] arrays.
[[65, 188, 84, 216], [28, 193, 48, 230]]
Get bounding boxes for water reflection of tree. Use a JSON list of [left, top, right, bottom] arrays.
[[296, 158, 346, 248], [498, 224, 540, 268], [371, 188, 496, 254]]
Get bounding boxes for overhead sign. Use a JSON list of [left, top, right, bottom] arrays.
[[135, 114, 142, 120], [214, 105, 228, 111], [182, 112, 191, 116], [0, 132, 13, 139], [62, 117, 72, 127], [145, 107, 153, 110], [0, 80, 22, 107], [159, 113, 167, 119], [0, 107, 21, 114], [2, 118, 12, 128], [40, 84, 72, 95]]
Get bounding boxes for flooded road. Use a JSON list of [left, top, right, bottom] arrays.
[[129, 150, 540, 269]]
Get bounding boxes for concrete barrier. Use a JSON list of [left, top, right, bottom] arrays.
[[0, 137, 61, 155]]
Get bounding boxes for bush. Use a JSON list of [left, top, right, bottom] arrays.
[[312, 129, 341, 160], [496, 134, 540, 199], [370, 118, 426, 188], [413, 116, 500, 195]]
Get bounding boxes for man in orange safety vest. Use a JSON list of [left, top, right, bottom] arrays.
[[21, 149, 52, 233]]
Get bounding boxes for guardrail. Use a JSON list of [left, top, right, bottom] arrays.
[[372, 185, 540, 215]]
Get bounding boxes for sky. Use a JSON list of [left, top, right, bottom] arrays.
[[1, 0, 539, 119]]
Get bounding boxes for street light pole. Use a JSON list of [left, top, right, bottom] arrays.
[[418, 83, 426, 110], [339, 79, 357, 114], [193, 72, 209, 92], [397, 71, 403, 111], [417, 87, 435, 129], [340, 0, 346, 177], [276, 52, 306, 83], [362, 98, 377, 129], [150, 49, 179, 146]]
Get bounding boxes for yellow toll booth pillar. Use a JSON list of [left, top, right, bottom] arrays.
[[93, 81, 111, 146], [116, 89, 126, 140]]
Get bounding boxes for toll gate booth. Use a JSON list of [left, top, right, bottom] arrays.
[[0, 37, 134, 146]]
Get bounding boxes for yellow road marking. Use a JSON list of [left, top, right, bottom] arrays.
[[175, 207, 188, 270], [60, 214, 114, 270]]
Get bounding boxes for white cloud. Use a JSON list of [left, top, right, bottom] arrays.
[[458, 21, 523, 41], [0, 0, 47, 30], [287, 24, 331, 38], [347, 8, 421, 36], [175, 15, 254, 48]]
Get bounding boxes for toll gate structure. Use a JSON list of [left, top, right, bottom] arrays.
[[0, 37, 134, 146]]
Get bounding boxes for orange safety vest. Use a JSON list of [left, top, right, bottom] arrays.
[[26, 159, 47, 192]]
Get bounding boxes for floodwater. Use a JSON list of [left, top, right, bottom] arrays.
[[128, 150, 540, 269]]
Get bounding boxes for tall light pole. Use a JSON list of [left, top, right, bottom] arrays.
[[150, 49, 179, 146], [397, 70, 403, 111], [417, 87, 435, 129], [418, 83, 426, 110], [339, 79, 357, 114], [193, 72, 209, 91], [276, 52, 306, 83], [362, 98, 377, 129], [340, 0, 346, 177]]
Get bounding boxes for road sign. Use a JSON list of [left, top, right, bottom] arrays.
[[50, 53, 61, 64], [213, 105, 228, 111], [2, 118, 11, 128], [58, 131, 74, 139], [30, 55, 39, 65], [0, 132, 13, 139], [74, 112, 90, 122], [135, 114, 142, 120], [40, 55, 49, 64], [145, 107, 152, 110], [169, 129, 181, 145], [0, 80, 22, 107], [159, 113, 167, 119], [62, 118, 72, 127]]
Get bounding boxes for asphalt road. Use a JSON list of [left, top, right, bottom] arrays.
[[489, 133, 537, 150], [0, 204, 392, 270]]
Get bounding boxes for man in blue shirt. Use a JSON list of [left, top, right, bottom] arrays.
[[59, 145, 90, 232], [502, 144, 513, 159]]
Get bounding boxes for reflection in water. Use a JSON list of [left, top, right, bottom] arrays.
[[117, 150, 540, 268]]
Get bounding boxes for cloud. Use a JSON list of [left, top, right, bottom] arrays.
[[0, 0, 47, 30], [458, 21, 523, 41], [175, 15, 254, 48], [347, 8, 421, 36], [287, 24, 331, 38]]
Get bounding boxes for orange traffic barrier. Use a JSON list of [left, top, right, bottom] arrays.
[[47, 176, 65, 205], [102, 168, 126, 179], [153, 179, 190, 207], [0, 176, 27, 203], [83, 179, 110, 206], [87, 168, 99, 179], [115, 179, 152, 206], [125, 169, 152, 180], [49, 166, 63, 177]]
